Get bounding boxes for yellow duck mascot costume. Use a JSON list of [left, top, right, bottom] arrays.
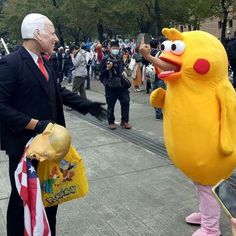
[[140, 28, 236, 236]]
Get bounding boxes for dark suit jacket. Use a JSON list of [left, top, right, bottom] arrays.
[[0, 46, 93, 157]]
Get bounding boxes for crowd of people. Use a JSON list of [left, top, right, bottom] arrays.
[[46, 37, 163, 90], [40, 35, 165, 125]]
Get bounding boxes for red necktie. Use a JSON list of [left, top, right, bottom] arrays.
[[37, 57, 48, 81]]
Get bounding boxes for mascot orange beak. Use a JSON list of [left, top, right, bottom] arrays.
[[156, 52, 182, 82]]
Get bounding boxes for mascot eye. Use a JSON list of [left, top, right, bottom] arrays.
[[160, 40, 172, 52], [171, 40, 185, 55]]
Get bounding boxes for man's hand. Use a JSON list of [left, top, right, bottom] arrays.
[[106, 61, 113, 70], [139, 37, 178, 71], [89, 102, 107, 121], [34, 120, 52, 133], [139, 37, 151, 60]]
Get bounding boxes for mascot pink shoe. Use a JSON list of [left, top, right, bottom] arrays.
[[185, 212, 201, 225], [191, 185, 221, 236]]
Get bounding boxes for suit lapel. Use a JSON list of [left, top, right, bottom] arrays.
[[18, 47, 50, 98]]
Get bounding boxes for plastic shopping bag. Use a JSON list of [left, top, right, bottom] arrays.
[[37, 145, 89, 207]]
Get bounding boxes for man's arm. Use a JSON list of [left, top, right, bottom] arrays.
[[60, 86, 94, 114], [59, 86, 107, 121]]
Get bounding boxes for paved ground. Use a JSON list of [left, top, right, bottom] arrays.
[[0, 79, 232, 235]]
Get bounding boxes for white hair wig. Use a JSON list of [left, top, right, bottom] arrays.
[[21, 13, 48, 39]]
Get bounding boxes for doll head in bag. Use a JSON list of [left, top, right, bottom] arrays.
[[27, 123, 71, 162]]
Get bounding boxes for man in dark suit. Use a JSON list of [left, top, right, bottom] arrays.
[[0, 13, 106, 236]]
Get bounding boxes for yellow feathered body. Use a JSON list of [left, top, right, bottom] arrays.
[[151, 29, 236, 185]]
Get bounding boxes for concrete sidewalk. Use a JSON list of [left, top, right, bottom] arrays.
[[0, 80, 232, 236]]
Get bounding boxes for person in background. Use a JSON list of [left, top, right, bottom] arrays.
[[149, 39, 165, 119], [0, 13, 106, 236], [63, 47, 73, 84], [130, 38, 136, 55], [57, 46, 64, 84], [0, 49, 6, 59], [91, 51, 98, 80], [227, 32, 236, 88], [95, 42, 103, 79], [122, 48, 130, 66], [100, 39, 131, 130], [142, 50, 151, 94], [81, 45, 92, 90], [70, 44, 88, 98], [50, 47, 60, 81], [132, 46, 143, 92]]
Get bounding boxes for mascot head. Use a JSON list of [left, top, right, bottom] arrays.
[[157, 28, 228, 83], [27, 123, 71, 162]]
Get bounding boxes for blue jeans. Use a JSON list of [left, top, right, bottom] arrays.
[[105, 87, 130, 124]]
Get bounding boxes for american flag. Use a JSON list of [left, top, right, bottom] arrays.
[[15, 140, 51, 236]]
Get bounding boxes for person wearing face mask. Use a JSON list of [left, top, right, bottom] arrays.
[[0, 13, 107, 236], [100, 40, 131, 130]]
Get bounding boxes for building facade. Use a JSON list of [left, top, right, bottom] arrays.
[[200, 18, 236, 39]]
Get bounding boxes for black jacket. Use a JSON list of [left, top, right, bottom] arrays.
[[0, 46, 94, 156], [227, 38, 236, 61], [100, 55, 124, 87]]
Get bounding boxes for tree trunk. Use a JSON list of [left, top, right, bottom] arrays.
[[137, 15, 146, 33], [97, 19, 105, 43], [155, 0, 162, 37], [57, 24, 64, 47], [220, 0, 228, 47], [107, 29, 113, 39], [52, 0, 58, 8]]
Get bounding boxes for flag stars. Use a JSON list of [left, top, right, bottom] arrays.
[[29, 165, 35, 174]]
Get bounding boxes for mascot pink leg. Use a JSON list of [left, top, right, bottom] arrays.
[[186, 186, 201, 225], [189, 184, 221, 236]]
